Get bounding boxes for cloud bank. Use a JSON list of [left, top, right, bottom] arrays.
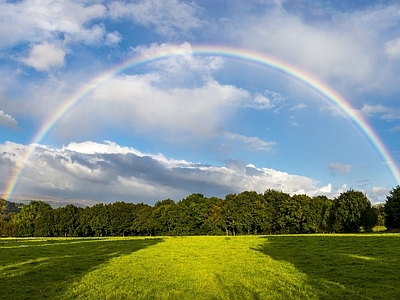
[[1, 140, 337, 204]]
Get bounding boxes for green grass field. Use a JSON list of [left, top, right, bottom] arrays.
[[1, 235, 399, 299]]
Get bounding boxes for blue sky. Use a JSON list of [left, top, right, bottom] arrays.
[[1, 0, 399, 205]]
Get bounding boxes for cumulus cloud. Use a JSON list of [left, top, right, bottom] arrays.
[[0, 0, 108, 49], [49, 46, 278, 142], [0, 141, 339, 204], [329, 162, 351, 174], [83, 75, 247, 137], [2, 41, 291, 146], [319, 183, 332, 194], [21, 43, 65, 71], [105, 31, 122, 46], [108, 0, 203, 36], [0, 110, 18, 130]]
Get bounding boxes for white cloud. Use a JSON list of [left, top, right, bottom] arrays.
[[2, 42, 289, 145], [336, 183, 347, 195], [360, 104, 390, 116], [131, 42, 225, 77], [0, 110, 18, 130], [360, 104, 400, 120], [0, 0, 108, 48], [290, 103, 307, 111], [47, 48, 258, 141], [105, 31, 122, 46], [21, 43, 65, 71], [244, 90, 286, 110], [228, 3, 400, 96], [385, 38, 400, 59], [81, 75, 247, 137], [372, 186, 389, 197], [0, 141, 339, 204], [223, 132, 276, 152], [369, 186, 390, 203], [329, 162, 351, 174], [319, 183, 332, 194], [108, 0, 203, 36]]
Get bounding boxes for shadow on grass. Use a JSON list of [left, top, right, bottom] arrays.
[[255, 235, 400, 300], [0, 237, 162, 300], [213, 273, 261, 300]]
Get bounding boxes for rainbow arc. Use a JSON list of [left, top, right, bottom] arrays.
[[3, 44, 400, 199]]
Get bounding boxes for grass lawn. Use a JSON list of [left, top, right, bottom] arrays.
[[1, 234, 399, 299]]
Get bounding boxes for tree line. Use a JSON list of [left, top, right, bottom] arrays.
[[1, 186, 399, 237]]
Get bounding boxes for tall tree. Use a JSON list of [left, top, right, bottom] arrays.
[[329, 189, 374, 233], [12, 201, 53, 236], [53, 204, 83, 237], [108, 202, 136, 236], [178, 194, 209, 235], [385, 186, 400, 230], [87, 203, 110, 237], [201, 197, 225, 235], [264, 189, 292, 233], [131, 203, 154, 235], [151, 199, 177, 235], [310, 195, 333, 233]]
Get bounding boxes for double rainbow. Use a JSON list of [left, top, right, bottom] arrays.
[[3, 45, 399, 199]]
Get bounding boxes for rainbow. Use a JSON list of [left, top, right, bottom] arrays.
[[3, 44, 400, 199]]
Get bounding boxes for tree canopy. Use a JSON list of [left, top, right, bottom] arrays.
[[385, 186, 400, 230], [0, 188, 385, 237]]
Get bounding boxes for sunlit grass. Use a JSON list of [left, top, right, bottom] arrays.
[[372, 225, 386, 232], [1, 234, 400, 299], [0, 237, 161, 300]]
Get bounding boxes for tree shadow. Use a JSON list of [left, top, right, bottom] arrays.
[[254, 235, 400, 299], [0, 237, 162, 300], [212, 273, 261, 300]]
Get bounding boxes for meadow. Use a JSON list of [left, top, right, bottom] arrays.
[[1, 235, 399, 300]]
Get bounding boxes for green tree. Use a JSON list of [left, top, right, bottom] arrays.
[[221, 193, 240, 235], [385, 186, 400, 230], [373, 203, 385, 226], [0, 219, 19, 237], [362, 205, 379, 232], [12, 201, 53, 236], [264, 189, 293, 234], [0, 198, 6, 214], [131, 203, 154, 235], [87, 203, 110, 237], [108, 202, 136, 236], [329, 189, 373, 233], [53, 204, 83, 237], [151, 199, 177, 235], [201, 197, 225, 235], [177, 194, 209, 235], [310, 195, 333, 233]]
